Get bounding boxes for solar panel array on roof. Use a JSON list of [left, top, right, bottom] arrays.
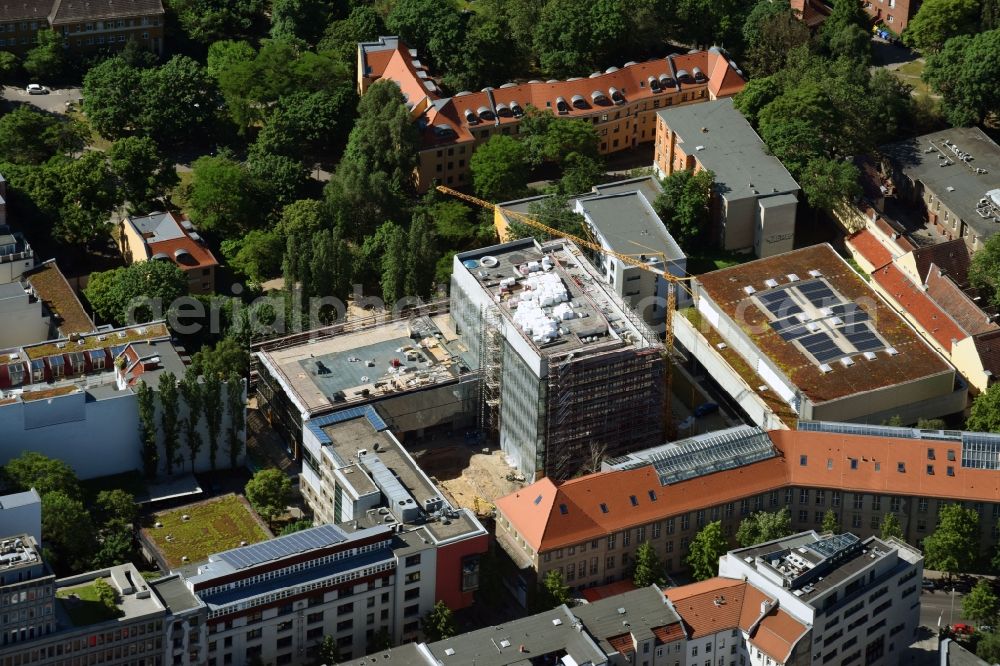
[[216, 524, 348, 571], [770, 317, 811, 341], [799, 332, 841, 363], [796, 280, 836, 307], [757, 289, 802, 318], [843, 324, 883, 352], [647, 426, 776, 485]]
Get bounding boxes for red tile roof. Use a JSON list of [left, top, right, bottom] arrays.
[[973, 329, 1000, 379], [606, 633, 635, 655], [846, 229, 892, 270], [580, 580, 638, 603], [925, 266, 996, 336], [873, 217, 916, 252], [499, 427, 1000, 554], [652, 623, 686, 644], [871, 263, 965, 350]]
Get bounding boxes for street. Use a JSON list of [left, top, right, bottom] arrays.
[[920, 586, 968, 631], [2, 85, 82, 114]]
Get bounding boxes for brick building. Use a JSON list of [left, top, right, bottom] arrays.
[[357, 36, 746, 191], [0, 0, 164, 56]]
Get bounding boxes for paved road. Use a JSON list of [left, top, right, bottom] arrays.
[[2, 84, 82, 114], [920, 586, 968, 630]]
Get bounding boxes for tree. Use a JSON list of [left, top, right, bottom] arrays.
[[421, 600, 457, 641], [970, 231, 1000, 309], [136, 381, 158, 478], [185, 155, 263, 237], [532, 0, 629, 76], [316, 635, 339, 665], [818, 0, 871, 62], [225, 372, 245, 469], [244, 468, 291, 526], [270, 0, 335, 43], [506, 194, 586, 242], [202, 373, 223, 470], [736, 508, 793, 547], [385, 0, 464, 72], [519, 111, 600, 167], [923, 30, 1000, 126], [379, 221, 409, 305], [533, 569, 571, 611], [821, 509, 840, 533], [556, 153, 603, 196], [323, 80, 418, 240], [0, 107, 86, 165], [904, 0, 980, 52], [276, 199, 327, 238], [246, 150, 308, 210], [743, 6, 810, 78], [279, 519, 313, 535], [222, 230, 284, 284], [967, 383, 1000, 433], [4, 452, 80, 499], [23, 30, 66, 80], [917, 418, 947, 430], [41, 491, 96, 571], [922, 504, 980, 577], [686, 521, 727, 581], [189, 337, 250, 380], [0, 51, 18, 86], [964, 579, 1000, 625], [253, 88, 357, 165], [84, 261, 187, 326], [158, 372, 180, 475], [168, 0, 265, 43], [96, 489, 138, 525], [633, 541, 665, 587], [470, 135, 531, 203], [108, 137, 179, 213], [179, 372, 204, 473], [880, 512, 904, 541], [405, 211, 439, 300], [979, 631, 1000, 663], [92, 518, 135, 568], [654, 169, 714, 248], [81, 56, 146, 140], [799, 158, 861, 212]]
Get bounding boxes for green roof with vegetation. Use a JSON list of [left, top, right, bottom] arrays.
[[56, 579, 123, 627], [142, 494, 270, 569]]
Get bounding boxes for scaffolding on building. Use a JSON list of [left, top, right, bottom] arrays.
[[479, 304, 503, 437]]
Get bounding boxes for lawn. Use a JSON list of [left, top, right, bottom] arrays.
[[685, 247, 754, 275], [144, 494, 270, 569], [56, 580, 122, 626], [891, 60, 935, 102]]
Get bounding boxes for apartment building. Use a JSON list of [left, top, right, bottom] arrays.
[[0, 282, 49, 349], [495, 419, 985, 597], [118, 212, 218, 295], [357, 36, 746, 191], [496, 176, 687, 328], [653, 98, 800, 258], [862, 0, 916, 31], [0, 321, 245, 479], [0, 561, 168, 666], [719, 531, 923, 666], [297, 404, 488, 610], [451, 238, 665, 480], [0, 536, 55, 650], [0, 490, 41, 545], [0, 227, 32, 287], [847, 234, 1000, 394], [677, 243, 965, 429], [254, 309, 478, 459], [0, 0, 164, 55], [883, 127, 1000, 253]]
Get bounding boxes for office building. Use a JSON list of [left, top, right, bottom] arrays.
[[496, 176, 687, 328], [0, 0, 164, 56], [883, 127, 1000, 253], [676, 243, 964, 428], [357, 37, 746, 191], [451, 238, 665, 480], [654, 98, 800, 258], [0, 490, 41, 545]]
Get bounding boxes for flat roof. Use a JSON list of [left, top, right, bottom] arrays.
[[456, 238, 661, 357], [257, 313, 475, 414], [126, 211, 185, 243], [24, 261, 94, 336], [695, 243, 952, 403], [656, 98, 799, 201], [149, 575, 203, 613], [0, 488, 40, 509], [427, 604, 607, 666], [576, 190, 685, 263], [883, 127, 1000, 241]]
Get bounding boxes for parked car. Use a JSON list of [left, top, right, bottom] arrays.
[[951, 623, 975, 635], [25, 84, 48, 95], [922, 579, 935, 591], [693, 402, 719, 418]]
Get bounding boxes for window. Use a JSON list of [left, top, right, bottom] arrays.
[[245, 629, 261, 641], [947, 466, 955, 476], [606, 556, 615, 570], [918, 499, 928, 513], [405, 554, 421, 567], [816, 490, 826, 505], [832, 491, 841, 507], [307, 612, 323, 624], [850, 458, 858, 470], [800, 489, 809, 504], [404, 572, 420, 584], [630, 495, 639, 506], [852, 514, 861, 528], [897, 462, 905, 473], [927, 465, 935, 475], [653, 522, 661, 539], [947, 450, 956, 461], [799, 510, 808, 522], [815, 511, 824, 523], [927, 448, 936, 460], [853, 495, 864, 510], [649, 490, 658, 502], [890, 497, 901, 512], [873, 496, 882, 510], [608, 533, 617, 549], [800, 455, 808, 466]]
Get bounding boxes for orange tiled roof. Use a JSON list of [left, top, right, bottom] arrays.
[[846, 229, 892, 270], [973, 329, 1000, 379], [872, 262, 965, 350], [147, 235, 218, 271], [911, 239, 971, 287], [652, 623, 686, 644], [499, 427, 1000, 554], [666, 579, 807, 660], [580, 580, 638, 603], [606, 633, 635, 655]]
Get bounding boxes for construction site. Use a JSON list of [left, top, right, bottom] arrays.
[[451, 237, 666, 481]]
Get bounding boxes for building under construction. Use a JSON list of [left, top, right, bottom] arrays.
[[451, 238, 665, 481]]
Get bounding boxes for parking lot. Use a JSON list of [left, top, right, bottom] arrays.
[[2, 84, 82, 114]]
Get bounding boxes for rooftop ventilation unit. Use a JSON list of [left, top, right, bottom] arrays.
[[819, 364, 832, 373], [863, 351, 877, 361], [886, 347, 899, 356], [787, 273, 800, 282], [743, 285, 756, 295], [808, 270, 822, 277], [764, 278, 779, 289], [841, 357, 855, 368]]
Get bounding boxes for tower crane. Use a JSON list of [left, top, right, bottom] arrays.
[[436, 185, 693, 437]]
